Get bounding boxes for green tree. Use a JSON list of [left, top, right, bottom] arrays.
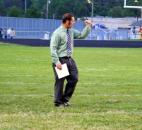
[[108, 6, 123, 17], [8, 6, 23, 17], [48, 0, 90, 19], [26, 6, 41, 18], [108, 6, 139, 17], [0, 0, 141, 18], [0, 0, 6, 16]]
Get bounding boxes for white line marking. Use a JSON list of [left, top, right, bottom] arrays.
[[0, 111, 142, 117], [0, 94, 141, 97]]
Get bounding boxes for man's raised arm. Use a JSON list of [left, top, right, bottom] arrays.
[[73, 20, 92, 39]]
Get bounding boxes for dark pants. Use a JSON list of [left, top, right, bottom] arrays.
[[52, 57, 78, 105]]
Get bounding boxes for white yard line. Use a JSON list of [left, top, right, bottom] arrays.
[[79, 67, 142, 72], [0, 81, 52, 85], [0, 94, 141, 97], [79, 82, 142, 86], [0, 110, 142, 117], [0, 94, 53, 97], [0, 81, 141, 86], [77, 94, 142, 97], [0, 74, 34, 77]]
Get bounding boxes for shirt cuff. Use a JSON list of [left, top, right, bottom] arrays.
[[55, 60, 61, 65], [86, 25, 91, 30]]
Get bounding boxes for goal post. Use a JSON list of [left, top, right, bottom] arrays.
[[124, 0, 142, 18], [124, 0, 142, 9]]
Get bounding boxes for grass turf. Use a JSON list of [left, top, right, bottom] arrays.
[[0, 43, 142, 130]]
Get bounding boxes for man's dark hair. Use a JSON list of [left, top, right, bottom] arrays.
[[62, 13, 74, 23]]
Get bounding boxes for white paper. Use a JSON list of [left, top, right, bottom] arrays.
[[55, 63, 70, 79]]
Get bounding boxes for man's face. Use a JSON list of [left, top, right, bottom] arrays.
[[65, 17, 75, 28]]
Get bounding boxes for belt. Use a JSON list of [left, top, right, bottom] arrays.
[[60, 56, 71, 59]]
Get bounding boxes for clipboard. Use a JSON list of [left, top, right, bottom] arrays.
[[55, 63, 70, 79]]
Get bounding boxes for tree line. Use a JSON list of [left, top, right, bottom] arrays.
[[0, 0, 141, 19]]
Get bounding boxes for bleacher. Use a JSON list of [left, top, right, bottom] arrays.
[[0, 16, 141, 40]]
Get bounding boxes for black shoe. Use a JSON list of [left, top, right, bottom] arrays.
[[54, 103, 64, 107], [64, 102, 70, 107]]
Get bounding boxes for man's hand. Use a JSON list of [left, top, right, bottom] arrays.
[[85, 20, 93, 26], [56, 63, 62, 70]]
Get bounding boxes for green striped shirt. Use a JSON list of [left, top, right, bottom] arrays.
[[50, 25, 91, 64]]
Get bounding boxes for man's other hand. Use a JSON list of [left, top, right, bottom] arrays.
[[56, 63, 62, 70]]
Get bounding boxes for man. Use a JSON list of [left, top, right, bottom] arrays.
[[139, 26, 142, 40], [50, 13, 92, 107], [0, 28, 3, 39], [3, 28, 7, 39]]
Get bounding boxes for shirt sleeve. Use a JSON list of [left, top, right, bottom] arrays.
[[50, 32, 61, 65], [73, 25, 91, 39]]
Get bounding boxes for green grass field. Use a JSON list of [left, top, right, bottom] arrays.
[[0, 43, 142, 130]]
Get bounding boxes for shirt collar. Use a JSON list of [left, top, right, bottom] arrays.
[[61, 25, 70, 32]]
